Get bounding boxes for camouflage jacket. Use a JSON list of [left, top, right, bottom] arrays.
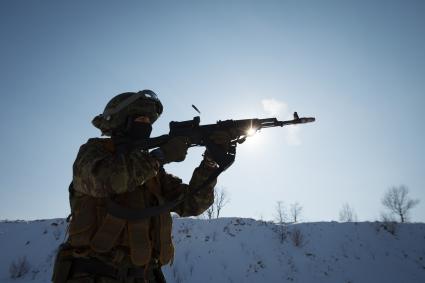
[[68, 138, 216, 266], [72, 138, 216, 216]]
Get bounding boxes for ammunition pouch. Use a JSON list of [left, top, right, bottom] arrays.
[[52, 249, 159, 283], [68, 197, 98, 247], [51, 243, 74, 283], [68, 180, 174, 267]]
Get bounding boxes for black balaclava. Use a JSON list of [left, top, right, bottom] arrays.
[[125, 117, 152, 140]]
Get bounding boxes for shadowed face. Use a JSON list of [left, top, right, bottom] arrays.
[[134, 116, 151, 124], [125, 115, 153, 139]]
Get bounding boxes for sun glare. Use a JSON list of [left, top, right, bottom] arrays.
[[246, 128, 257, 136], [243, 127, 263, 148]]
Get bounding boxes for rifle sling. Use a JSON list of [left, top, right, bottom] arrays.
[[105, 168, 223, 221]]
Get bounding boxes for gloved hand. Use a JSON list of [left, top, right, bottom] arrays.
[[208, 130, 233, 149], [151, 136, 189, 164], [203, 130, 236, 169]]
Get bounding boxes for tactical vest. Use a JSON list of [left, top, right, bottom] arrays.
[[68, 140, 174, 267]]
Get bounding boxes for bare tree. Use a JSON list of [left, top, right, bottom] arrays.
[[289, 202, 303, 223], [215, 187, 229, 218], [203, 187, 229, 219], [205, 204, 215, 220], [274, 201, 287, 243], [382, 185, 420, 223], [274, 201, 287, 225], [339, 203, 358, 222]]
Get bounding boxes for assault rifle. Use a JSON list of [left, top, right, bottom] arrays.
[[115, 112, 315, 171], [107, 112, 315, 220]]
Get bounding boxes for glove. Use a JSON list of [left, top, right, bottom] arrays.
[[208, 130, 233, 149], [204, 130, 236, 169], [151, 136, 189, 164]]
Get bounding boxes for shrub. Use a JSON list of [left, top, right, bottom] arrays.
[[378, 213, 398, 235], [291, 228, 305, 247], [9, 256, 30, 278]]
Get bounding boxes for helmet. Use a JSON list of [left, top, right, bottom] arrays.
[[92, 89, 163, 136]]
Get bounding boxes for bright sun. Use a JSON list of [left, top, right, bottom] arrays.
[[246, 128, 257, 136], [244, 128, 263, 147]]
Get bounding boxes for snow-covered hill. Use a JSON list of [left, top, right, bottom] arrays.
[[0, 218, 424, 283]]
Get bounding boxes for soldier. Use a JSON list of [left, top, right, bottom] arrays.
[[52, 90, 230, 283]]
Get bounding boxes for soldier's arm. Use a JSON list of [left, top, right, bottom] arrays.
[[72, 139, 160, 197], [160, 161, 217, 217]]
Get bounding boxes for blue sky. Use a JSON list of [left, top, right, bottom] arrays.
[[1, 0, 424, 222]]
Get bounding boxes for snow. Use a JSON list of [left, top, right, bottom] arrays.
[[0, 218, 424, 283]]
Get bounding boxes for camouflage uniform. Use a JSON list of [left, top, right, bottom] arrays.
[[52, 91, 218, 283]]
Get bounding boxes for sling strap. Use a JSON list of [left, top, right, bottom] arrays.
[[105, 167, 223, 220]]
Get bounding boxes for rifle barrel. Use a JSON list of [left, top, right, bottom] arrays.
[[278, 117, 315, 126]]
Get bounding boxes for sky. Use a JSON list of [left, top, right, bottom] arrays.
[[0, 0, 424, 222]]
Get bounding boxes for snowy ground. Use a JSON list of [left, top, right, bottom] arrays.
[[0, 218, 424, 283]]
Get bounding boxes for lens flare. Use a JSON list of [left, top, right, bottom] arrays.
[[246, 128, 257, 136]]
